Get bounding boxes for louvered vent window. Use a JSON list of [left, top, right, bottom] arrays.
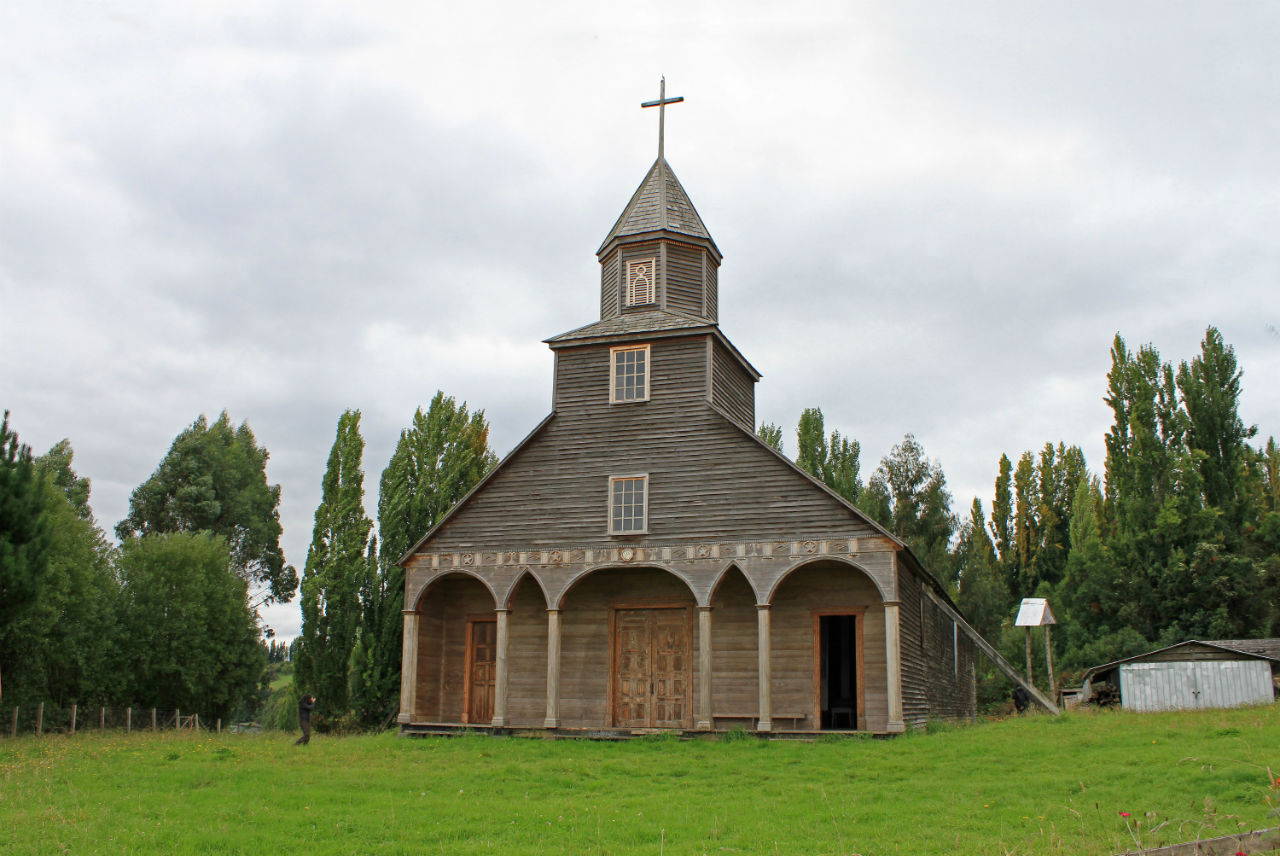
[[611, 345, 649, 403], [625, 258, 656, 306], [610, 475, 648, 534]]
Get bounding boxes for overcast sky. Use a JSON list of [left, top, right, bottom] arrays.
[[3, 1, 1277, 639]]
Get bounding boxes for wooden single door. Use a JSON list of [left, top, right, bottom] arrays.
[[464, 619, 497, 724], [613, 608, 690, 728]]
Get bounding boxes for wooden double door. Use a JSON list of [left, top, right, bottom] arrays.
[[613, 607, 692, 728]]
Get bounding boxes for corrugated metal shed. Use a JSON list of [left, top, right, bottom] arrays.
[[1082, 640, 1280, 712]]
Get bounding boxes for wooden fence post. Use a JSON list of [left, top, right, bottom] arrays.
[[100, 707, 105, 733], [175, 708, 180, 730], [126, 707, 132, 733], [194, 713, 199, 732], [70, 704, 77, 736], [216, 718, 221, 734], [10, 706, 18, 738], [151, 708, 157, 731], [36, 702, 44, 736]]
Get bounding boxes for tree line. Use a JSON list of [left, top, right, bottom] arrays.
[[0, 394, 497, 727], [3, 326, 1274, 722], [762, 326, 1278, 700]]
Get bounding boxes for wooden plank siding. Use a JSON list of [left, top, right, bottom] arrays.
[[599, 254, 619, 320], [505, 577, 549, 727], [704, 261, 717, 323], [666, 242, 706, 318], [708, 569, 759, 719], [897, 565, 977, 727], [709, 338, 755, 431], [423, 334, 879, 554]]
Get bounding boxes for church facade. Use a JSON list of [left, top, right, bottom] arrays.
[[397, 106, 978, 734]]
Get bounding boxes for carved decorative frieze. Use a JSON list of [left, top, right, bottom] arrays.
[[412, 537, 884, 574]]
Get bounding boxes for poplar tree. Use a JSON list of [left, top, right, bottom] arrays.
[[794, 407, 863, 504], [0, 413, 50, 703], [296, 410, 372, 725], [756, 422, 783, 453], [356, 392, 497, 725]]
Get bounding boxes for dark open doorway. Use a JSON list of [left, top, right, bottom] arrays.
[[818, 614, 860, 730]]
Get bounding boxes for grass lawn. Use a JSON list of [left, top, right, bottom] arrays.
[[2, 705, 1278, 855]]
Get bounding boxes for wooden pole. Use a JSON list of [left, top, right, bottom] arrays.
[[1044, 626, 1057, 702], [194, 713, 199, 732], [175, 708, 180, 730], [1025, 627, 1034, 686], [216, 718, 221, 734], [36, 702, 44, 736], [126, 707, 132, 733], [10, 706, 18, 738], [70, 704, 77, 735], [492, 609, 509, 728], [100, 707, 105, 732], [696, 606, 713, 731], [544, 609, 561, 729], [756, 605, 773, 732], [151, 708, 157, 731]]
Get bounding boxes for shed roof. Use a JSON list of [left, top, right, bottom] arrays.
[[1081, 639, 1280, 685], [597, 157, 720, 258]]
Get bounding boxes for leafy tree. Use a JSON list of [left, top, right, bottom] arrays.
[[355, 392, 497, 725], [0, 412, 51, 703], [115, 531, 263, 719], [954, 499, 1010, 639], [296, 410, 372, 726], [15, 443, 121, 706], [862, 434, 957, 585], [794, 407, 863, 504], [117, 412, 297, 606], [1176, 327, 1257, 528], [756, 422, 783, 453]]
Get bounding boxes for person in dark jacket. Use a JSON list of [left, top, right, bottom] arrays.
[[1012, 685, 1030, 714], [295, 694, 316, 745]]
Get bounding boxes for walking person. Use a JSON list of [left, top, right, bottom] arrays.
[[295, 694, 316, 745]]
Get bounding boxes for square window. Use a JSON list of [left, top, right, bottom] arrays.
[[610, 475, 648, 534], [625, 258, 656, 306], [611, 345, 649, 403]]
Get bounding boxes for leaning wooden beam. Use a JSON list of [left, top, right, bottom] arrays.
[[921, 586, 1060, 715]]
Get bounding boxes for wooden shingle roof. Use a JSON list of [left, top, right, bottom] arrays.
[[544, 309, 711, 344], [597, 157, 719, 256]]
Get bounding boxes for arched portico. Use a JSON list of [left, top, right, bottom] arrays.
[[554, 565, 698, 729], [401, 571, 499, 725], [759, 558, 889, 732]]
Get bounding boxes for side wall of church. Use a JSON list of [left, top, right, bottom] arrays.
[[898, 565, 978, 728]]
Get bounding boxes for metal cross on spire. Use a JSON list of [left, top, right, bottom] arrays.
[[641, 77, 683, 160]]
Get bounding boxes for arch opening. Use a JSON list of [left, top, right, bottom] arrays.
[[411, 573, 498, 724]]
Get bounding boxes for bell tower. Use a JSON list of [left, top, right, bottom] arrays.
[[596, 79, 722, 324]]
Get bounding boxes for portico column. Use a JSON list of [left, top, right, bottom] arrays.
[[696, 606, 713, 731], [544, 608, 561, 728], [492, 609, 510, 727], [756, 604, 772, 732], [884, 602, 905, 733], [398, 610, 419, 724]]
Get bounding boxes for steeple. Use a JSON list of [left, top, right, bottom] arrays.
[[595, 80, 722, 325]]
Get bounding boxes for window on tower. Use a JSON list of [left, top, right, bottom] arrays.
[[610, 344, 649, 403], [625, 258, 656, 306], [609, 475, 648, 534]]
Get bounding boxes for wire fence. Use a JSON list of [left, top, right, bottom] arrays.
[[4, 704, 241, 737]]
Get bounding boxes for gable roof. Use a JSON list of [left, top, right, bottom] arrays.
[[597, 157, 720, 258], [1081, 639, 1280, 685]]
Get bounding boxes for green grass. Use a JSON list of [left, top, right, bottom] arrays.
[[2, 706, 1278, 855]]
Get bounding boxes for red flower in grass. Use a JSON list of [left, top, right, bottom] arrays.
[[1118, 812, 1131, 818]]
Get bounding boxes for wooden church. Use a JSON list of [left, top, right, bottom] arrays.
[[397, 85, 980, 735]]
